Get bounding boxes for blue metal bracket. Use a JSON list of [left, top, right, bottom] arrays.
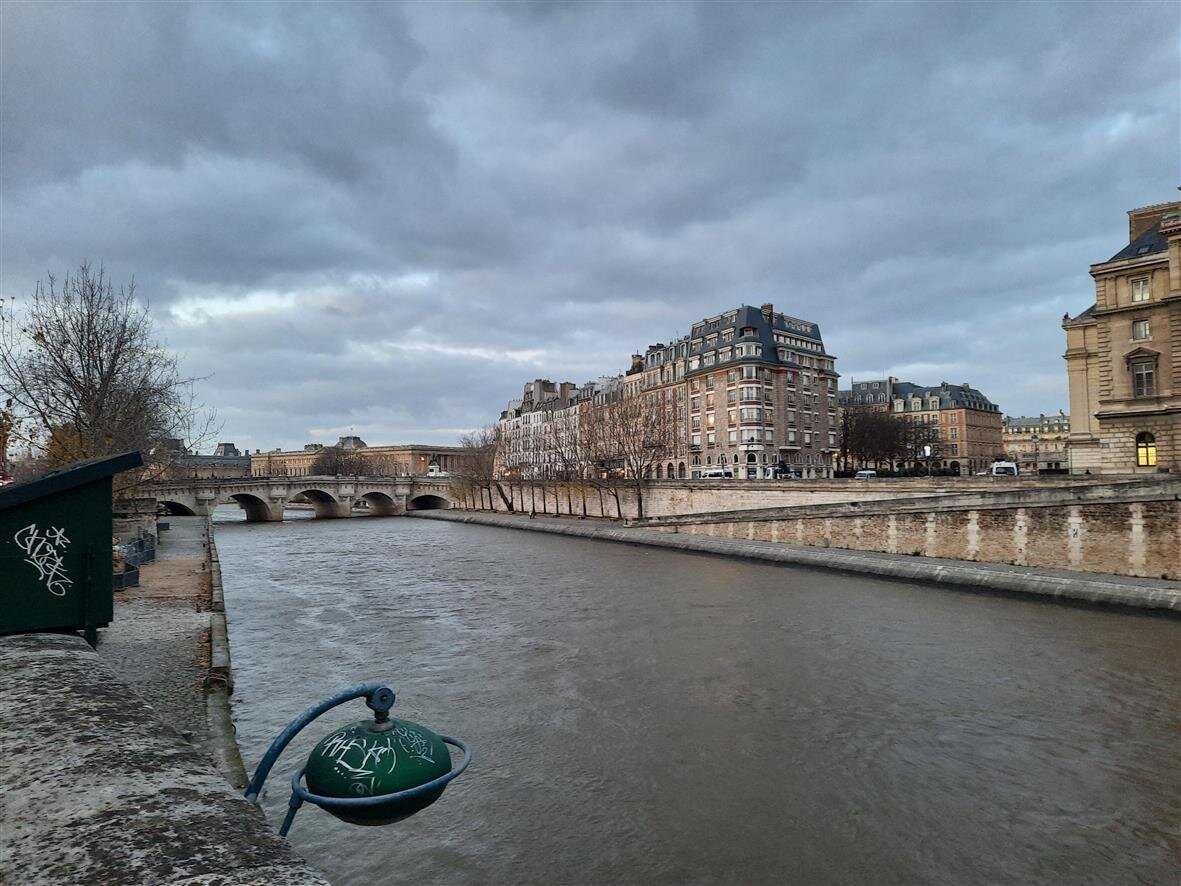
[[243, 682, 470, 837]]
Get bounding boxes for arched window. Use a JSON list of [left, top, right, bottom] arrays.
[[678, 462, 686, 478], [1136, 432, 1157, 467], [655, 464, 663, 479]]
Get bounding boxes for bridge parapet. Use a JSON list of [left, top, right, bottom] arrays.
[[149, 475, 453, 521]]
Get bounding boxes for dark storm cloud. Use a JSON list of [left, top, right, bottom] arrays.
[[2, 0, 1177, 450]]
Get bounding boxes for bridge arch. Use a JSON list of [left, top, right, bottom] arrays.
[[229, 493, 273, 522], [357, 491, 399, 516], [159, 500, 197, 517], [289, 488, 347, 518], [407, 493, 450, 511]]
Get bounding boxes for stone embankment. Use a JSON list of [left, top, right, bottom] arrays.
[[410, 510, 1181, 612], [0, 516, 328, 885]]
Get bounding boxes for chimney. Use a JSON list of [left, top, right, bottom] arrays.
[[761, 303, 774, 321], [1128, 202, 1178, 242], [628, 354, 644, 375]]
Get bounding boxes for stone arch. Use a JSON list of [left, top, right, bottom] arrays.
[[229, 493, 273, 523], [358, 491, 399, 516], [407, 493, 450, 510], [159, 500, 197, 517], [290, 488, 347, 518]]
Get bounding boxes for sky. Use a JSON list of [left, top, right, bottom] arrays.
[[2, 0, 1177, 453]]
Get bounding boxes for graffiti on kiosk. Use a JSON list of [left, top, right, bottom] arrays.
[[14, 524, 73, 596]]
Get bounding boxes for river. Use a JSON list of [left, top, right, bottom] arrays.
[[213, 507, 1179, 885]]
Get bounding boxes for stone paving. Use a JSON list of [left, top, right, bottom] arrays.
[[97, 517, 218, 769]]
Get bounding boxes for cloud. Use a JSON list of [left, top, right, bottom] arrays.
[[2, 0, 1177, 450]]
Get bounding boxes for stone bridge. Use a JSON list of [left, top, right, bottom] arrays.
[[149, 476, 454, 521]]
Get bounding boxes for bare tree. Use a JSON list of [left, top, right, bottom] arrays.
[[0, 263, 217, 490], [310, 446, 368, 475], [457, 425, 513, 511], [579, 391, 675, 519]]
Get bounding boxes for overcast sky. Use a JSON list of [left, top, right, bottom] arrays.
[[2, 1, 1177, 452]]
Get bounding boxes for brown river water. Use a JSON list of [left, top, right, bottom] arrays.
[[213, 508, 1179, 885]]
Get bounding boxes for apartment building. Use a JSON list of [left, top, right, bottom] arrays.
[[1003, 414, 1070, 473], [498, 303, 839, 480], [839, 376, 1003, 474], [1064, 198, 1180, 474]]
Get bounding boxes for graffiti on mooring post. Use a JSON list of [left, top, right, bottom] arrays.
[[14, 524, 73, 596]]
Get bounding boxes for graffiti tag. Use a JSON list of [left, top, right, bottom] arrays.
[[14, 524, 73, 596]]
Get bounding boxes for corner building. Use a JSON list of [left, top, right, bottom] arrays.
[[674, 303, 839, 478], [1064, 199, 1181, 473]]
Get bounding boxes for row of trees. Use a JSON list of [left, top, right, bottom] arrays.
[[453, 392, 680, 520], [0, 264, 216, 489], [836, 405, 942, 472]]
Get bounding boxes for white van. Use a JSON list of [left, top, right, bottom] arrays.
[[854, 470, 877, 480], [426, 465, 449, 478], [700, 468, 734, 479], [989, 461, 1018, 477]]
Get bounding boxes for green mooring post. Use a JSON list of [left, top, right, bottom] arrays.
[[0, 451, 144, 646]]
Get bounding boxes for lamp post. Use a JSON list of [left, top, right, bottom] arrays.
[[1032, 434, 1040, 478]]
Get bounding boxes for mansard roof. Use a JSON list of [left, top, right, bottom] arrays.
[[1106, 221, 1168, 263]]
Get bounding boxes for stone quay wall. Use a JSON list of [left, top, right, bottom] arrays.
[[457, 476, 1126, 520], [635, 478, 1181, 581], [412, 510, 1181, 612]]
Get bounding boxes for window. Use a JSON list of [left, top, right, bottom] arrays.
[[1131, 278, 1150, 302], [1132, 361, 1155, 398], [1132, 319, 1150, 340], [728, 430, 737, 444], [1136, 432, 1157, 467]]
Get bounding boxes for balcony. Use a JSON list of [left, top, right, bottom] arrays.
[[739, 442, 765, 452]]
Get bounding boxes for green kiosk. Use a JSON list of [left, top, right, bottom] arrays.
[[0, 451, 143, 646]]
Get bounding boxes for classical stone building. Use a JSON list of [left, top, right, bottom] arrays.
[[839, 377, 1003, 474], [1003, 414, 1070, 473], [249, 442, 465, 476], [1064, 199, 1180, 474]]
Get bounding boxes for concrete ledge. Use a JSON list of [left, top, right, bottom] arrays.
[[0, 633, 328, 886], [411, 510, 1181, 612]]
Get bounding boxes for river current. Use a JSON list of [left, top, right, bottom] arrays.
[[213, 508, 1179, 885]]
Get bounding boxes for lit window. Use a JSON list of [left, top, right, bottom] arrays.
[[1132, 319, 1150, 340], [1132, 361, 1156, 397], [1136, 432, 1157, 467], [1131, 278, 1150, 302]]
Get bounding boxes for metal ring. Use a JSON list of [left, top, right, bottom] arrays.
[[291, 735, 472, 809]]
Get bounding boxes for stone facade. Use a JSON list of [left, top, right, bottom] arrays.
[[1064, 198, 1181, 474], [498, 303, 839, 481], [248, 443, 466, 476], [1003, 414, 1070, 472]]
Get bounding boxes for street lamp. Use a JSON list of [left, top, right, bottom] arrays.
[[1032, 434, 1040, 478]]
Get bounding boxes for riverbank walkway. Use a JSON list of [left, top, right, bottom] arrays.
[[0, 517, 327, 885], [411, 510, 1181, 612]]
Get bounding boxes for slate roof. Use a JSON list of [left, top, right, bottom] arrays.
[[1107, 221, 1168, 262], [891, 381, 999, 413]]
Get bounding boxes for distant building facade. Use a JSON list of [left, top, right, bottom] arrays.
[[249, 443, 465, 476], [1064, 199, 1180, 474], [1003, 414, 1070, 473], [498, 303, 839, 480], [839, 376, 1003, 475]]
